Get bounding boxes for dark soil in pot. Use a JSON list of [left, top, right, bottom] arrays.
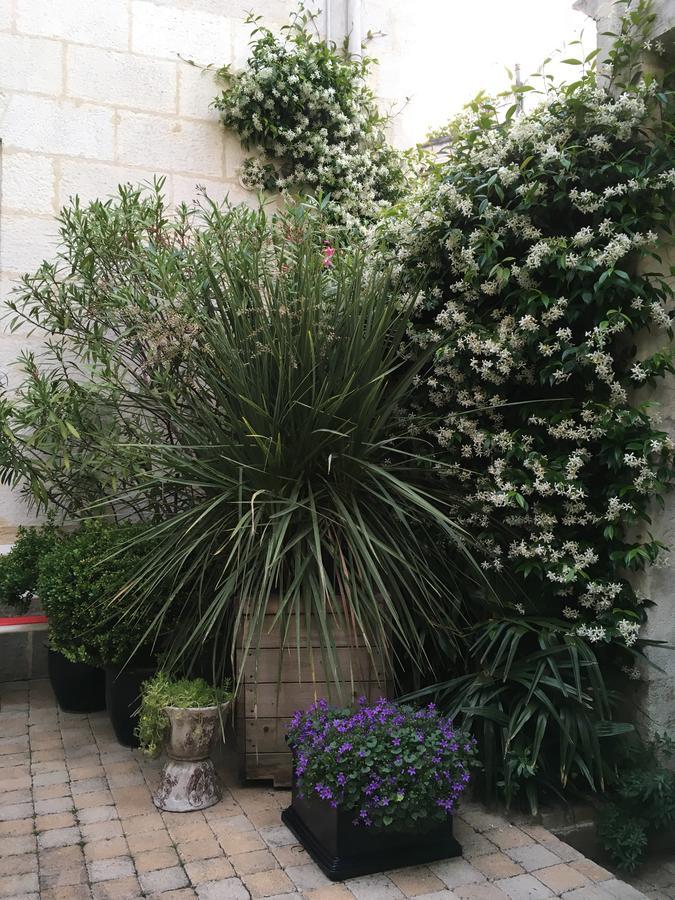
[[105, 663, 156, 747], [47, 648, 106, 713]]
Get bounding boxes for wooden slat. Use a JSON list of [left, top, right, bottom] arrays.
[[244, 680, 384, 719], [242, 717, 290, 754], [239, 616, 370, 649], [242, 646, 386, 684], [242, 751, 293, 788]]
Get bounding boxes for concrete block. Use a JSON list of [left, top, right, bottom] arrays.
[[66, 45, 177, 114], [0, 632, 31, 683], [58, 159, 160, 209], [177, 63, 221, 120], [16, 0, 128, 50], [131, 1, 230, 64], [0, 213, 59, 275], [0, 34, 62, 95], [1, 152, 56, 215], [1, 95, 115, 160], [116, 111, 224, 177]]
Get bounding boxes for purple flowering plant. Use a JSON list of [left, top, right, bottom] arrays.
[[286, 697, 477, 830]]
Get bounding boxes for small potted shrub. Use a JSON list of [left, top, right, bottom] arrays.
[[283, 697, 476, 879], [137, 672, 232, 812], [0, 521, 62, 614], [37, 521, 163, 720]]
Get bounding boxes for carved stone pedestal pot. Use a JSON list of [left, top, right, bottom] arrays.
[[153, 702, 229, 812]]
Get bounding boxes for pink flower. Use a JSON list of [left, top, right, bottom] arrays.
[[322, 243, 335, 267]]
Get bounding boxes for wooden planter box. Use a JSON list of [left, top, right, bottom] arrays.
[[236, 605, 387, 785], [281, 779, 462, 880]]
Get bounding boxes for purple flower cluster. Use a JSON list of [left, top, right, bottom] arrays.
[[287, 697, 477, 831]]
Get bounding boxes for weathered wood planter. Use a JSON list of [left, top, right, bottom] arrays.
[[236, 605, 387, 786], [281, 781, 462, 880]]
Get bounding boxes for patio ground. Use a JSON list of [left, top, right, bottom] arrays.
[[0, 678, 654, 900]]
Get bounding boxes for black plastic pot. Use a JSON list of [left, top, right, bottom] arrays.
[[281, 782, 462, 880], [105, 664, 155, 748], [47, 648, 106, 713]]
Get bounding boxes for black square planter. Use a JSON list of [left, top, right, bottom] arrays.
[[281, 784, 462, 881]]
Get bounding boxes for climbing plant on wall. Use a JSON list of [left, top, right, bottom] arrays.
[[213, 5, 407, 226], [381, 0, 675, 805]]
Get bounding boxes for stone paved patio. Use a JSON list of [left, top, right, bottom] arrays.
[[0, 679, 650, 900]]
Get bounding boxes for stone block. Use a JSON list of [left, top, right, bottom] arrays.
[[131, 1, 231, 64], [178, 63, 221, 120], [0, 214, 59, 276], [0, 33, 62, 95], [1, 95, 115, 159], [67, 45, 177, 113], [116, 111, 224, 177], [0, 631, 31, 683], [16, 0, 128, 50], [1, 150, 56, 215]]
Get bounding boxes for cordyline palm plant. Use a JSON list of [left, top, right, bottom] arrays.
[[109, 205, 487, 689]]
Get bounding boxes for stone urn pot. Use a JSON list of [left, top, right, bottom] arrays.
[[153, 701, 230, 812]]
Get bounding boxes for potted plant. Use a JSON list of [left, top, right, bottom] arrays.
[[137, 672, 232, 812], [100, 207, 484, 781], [282, 697, 477, 880], [0, 521, 62, 614], [37, 521, 164, 721]]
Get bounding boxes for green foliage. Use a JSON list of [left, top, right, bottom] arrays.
[[0, 180, 211, 521], [597, 734, 675, 872], [384, 2, 674, 807], [414, 617, 633, 813], [213, 5, 407, 225], [107, 203, 484, 687], [137, 671, 232, 757], [36, 521, 165, 666], [0, 521, 62, 613]]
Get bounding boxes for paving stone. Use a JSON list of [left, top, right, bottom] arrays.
[[243, 868, 296, 898], [561, 888, 618, 900], [472, 852, 524, 879], [304, 886, 354, 900], [91, 876, 143, 899], [599, 880, 651, 900], [147, 891, 198, 900], [77, 805, 119, 825], [0, 871, 39, 897], [120, 810, 167, 834], [0, 818, 33, 836], [135, 846, 181, 873], [196, 878, 250, 899], [216, 830, 268, 854], [494, 874, 554, 899], [37, 826, 81, 850], [285, 862, 332, 890], [38, 860, 88, 889], [81, 819, 125, 842], [74, 790, 115, 810], [388, 866, 449, 897], [430, 859, 486, 889], [83, 837, 130, 861], [505, 844, 561, 872], [35, 811, 77, 831], [231, 848, 280, 876], [185, 857, 236, 884], [535, 864, 589, 893], [0, 852, 37, 877], [570, 861, 613, 883], [177, 836, 224, 863], [404, 892, 461, 900], [258, 824, 296, 846], [88, 855, 136, 883], [166, 820, 214, 843], [453, 885, 511, 899], [34, 797, 73, 815], [348, 873, 406, 899], [41, 885, 92, 900], [0, 801, 33, 821], [126, 829, 174, 854], [489, 829, 535, 851], [541, 839, 584, 864], [39, 844, 85, 872], [139, 865, 190, 893], [1, 834, 36, 857], [272, 844, 309, 867]]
